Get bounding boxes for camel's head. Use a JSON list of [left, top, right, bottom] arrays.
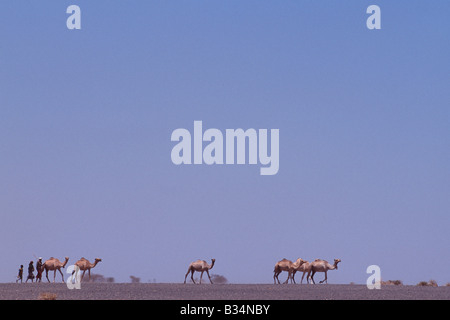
[[334, 259, 341, 269], [295, 258, 306, 266], [211, 259, 216, 263], [95, 258, 102, 264]]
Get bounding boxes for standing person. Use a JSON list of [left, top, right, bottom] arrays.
[[26, 261, 35, 283], [35, 257, 43, 283], [16, 265, 24, 283]]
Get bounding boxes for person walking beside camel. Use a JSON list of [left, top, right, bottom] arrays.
[[35, 257, 43, 282], [16, 265, 24, 283], [26, 261, 35, 283]]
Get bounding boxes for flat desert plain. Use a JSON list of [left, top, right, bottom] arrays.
[[1, 283, 449, 300]]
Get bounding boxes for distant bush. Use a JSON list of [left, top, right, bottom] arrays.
[[417, 280, 438, 287], [89, 274, 115, 283], [211, 274, 228, 284], [381, 280, 403, 286], [428, 279, 438, 287]]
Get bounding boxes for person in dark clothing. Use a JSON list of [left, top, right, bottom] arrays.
[[16, 265, 24, 283], [26, 261, 35, 283], [36, 257, 44, 283]]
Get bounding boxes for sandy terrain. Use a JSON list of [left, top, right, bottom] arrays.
[[1, 282, 449, 300]]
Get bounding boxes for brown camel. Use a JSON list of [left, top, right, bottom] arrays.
[[274, 258, 305, 284], [309, 259, 341, 284], [42, 257, 69, 283], [184, 259, 215, 284], [289, 259, 312, 284], [73, 258, 102, 282]]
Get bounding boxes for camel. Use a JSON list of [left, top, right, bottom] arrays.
[[289, 260, 312, 284], [274, 258, 305, 284], [73, 258, 102, 282], [42, 257, 69, 283], [184, 259, 215, 284], [309, 259, 341, 284]]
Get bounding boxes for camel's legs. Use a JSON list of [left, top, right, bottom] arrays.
[[283, 272, 290, 284], [291, 271, 297, 284], [184, 268, 191, 284], [319, 271, 328, 284], [88, 269, 91, 281], [206, 270, 213, 284], [81, 270, 86, 281], [301, 271, 308, 284], [190, 270, 196, 284], [45, 269, 50, 283], [310, 270, 316, 284], [58, 268, 65, 283], [199, 271, 204, 284], [307, 270, 313, 284], [273, 271, 280, 284], [276, 272, 282, 284]]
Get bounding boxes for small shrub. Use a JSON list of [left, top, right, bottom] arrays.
[[89, 274, 115, 283], [211, 274, 228, 284], [428, 279, 438, 287], [38, 292, 57, 300], [381, 280, 403, 286], [417, 280, 438, 287]]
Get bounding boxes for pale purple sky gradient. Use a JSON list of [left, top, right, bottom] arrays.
[[1, 1, 449, 284]]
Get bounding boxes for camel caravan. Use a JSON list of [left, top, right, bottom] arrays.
[[16, 257, 102, 283], [182, 257, 341, 285], [17, 256, 340, 285], [273, 258, 341, 285]]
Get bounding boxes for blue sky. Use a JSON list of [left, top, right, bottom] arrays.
[[1, 1, 449, 285]]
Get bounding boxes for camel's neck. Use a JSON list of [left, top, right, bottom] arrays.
[[209, 260, 215, 270], [62, 259, 69, 268], [323, 262, 335, 270]]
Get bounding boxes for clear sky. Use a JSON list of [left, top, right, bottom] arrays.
[[1, 1, 449, 285]]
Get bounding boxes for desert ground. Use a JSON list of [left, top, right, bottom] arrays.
[[1, 282, 449, 300]]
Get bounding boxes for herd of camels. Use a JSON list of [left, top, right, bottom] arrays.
[[39, 256, 341, 285], [39, 257, 102, 283], [184, 258, 342, 285]]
